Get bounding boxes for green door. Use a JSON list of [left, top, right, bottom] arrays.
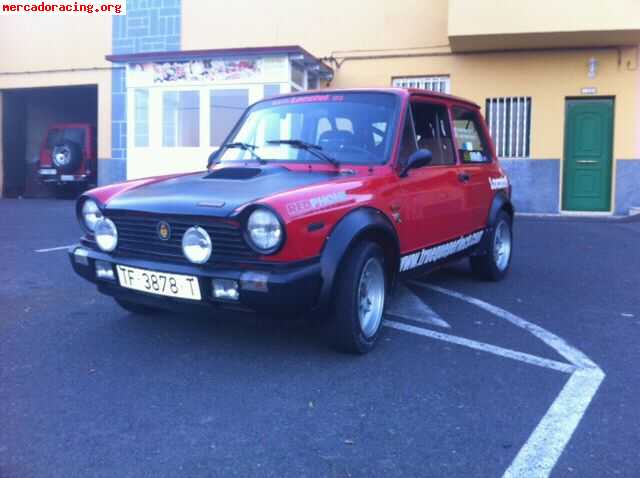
[[562, 99, 614, 211]]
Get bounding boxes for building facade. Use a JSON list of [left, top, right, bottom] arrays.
[[1, 0, 639, 214]]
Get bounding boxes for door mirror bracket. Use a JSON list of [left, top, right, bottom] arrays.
[[399, 149, 433, 177]]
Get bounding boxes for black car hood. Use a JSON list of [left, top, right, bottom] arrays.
[[105, 166, 342, 217]]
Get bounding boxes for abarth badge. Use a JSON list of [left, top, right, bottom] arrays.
[[157, 221, 171, 241]]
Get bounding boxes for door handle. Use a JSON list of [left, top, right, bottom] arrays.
[[576, 160, 598, 165], [458, 172, 471, 183]]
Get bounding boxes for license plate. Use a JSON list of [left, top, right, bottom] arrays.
[[116, 265, 201, 301], [39, 168, 57, 175], [60, 175, 75, 181]]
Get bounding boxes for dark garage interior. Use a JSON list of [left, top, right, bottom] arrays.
[[1, 85, 97, 198]]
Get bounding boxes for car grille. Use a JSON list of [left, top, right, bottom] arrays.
[[105, 211, 257, 264]]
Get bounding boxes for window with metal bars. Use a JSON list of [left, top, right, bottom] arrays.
[[485, 97, 531, 158], [392, 76, 450, 94]]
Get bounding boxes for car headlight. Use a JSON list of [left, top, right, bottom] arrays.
[[182, 226, 212, 264], [246, 208, 283, 254], [94, 218, 118, 252], [81, 198, 103, 232]]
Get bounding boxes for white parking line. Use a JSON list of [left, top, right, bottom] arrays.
[[386, 283, 451, 329], [34, 245, 75, 253], [389, 282, 605, 478], [384, 320, 576, 374]]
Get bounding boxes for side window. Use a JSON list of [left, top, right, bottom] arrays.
[[452, 107, 491, 163], [397, 109, 418, 171], [411, 101, 456, 166]]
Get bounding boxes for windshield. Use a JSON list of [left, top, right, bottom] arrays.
[[217, 92, 400, 165]]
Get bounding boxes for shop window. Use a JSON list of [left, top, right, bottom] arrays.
[[291, 64, 305, 89], [162, 91, 200, 147], [485, 97, 531, 158], [307, 75, 319, 90], [263, 84, 281, 99], [134, 89, 149, 147], [392, 76, 450, 94], [452, 107, 490, 164], [209, 89, 249, 147]]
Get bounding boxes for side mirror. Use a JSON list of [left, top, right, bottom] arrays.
[[400, 149, 433, 177]]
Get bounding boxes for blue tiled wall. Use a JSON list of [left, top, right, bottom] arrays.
[[111, 68, 127, 162], [102, 0, 181, 184], [112, 0, 181, 55]]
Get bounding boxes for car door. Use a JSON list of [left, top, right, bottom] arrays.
[[392, 97, 467, 256], [451, 106, 494, 232]]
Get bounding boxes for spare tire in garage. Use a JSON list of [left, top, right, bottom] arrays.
[[51, 140, 82, 174]]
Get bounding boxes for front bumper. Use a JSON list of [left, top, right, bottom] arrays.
[[68, 245, 322, 314]]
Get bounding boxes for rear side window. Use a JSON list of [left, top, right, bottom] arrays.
[[452, 108, 491, 163]]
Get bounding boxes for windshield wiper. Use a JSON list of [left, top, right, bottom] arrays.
[[214, 142, 266, 164], [267, 139, 339, 167]]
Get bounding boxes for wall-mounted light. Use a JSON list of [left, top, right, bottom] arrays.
[[588, 57, 598, 79]]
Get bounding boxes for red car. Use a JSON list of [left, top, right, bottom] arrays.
[[69, 89, 513, 353], [38, 123, 97, 188]]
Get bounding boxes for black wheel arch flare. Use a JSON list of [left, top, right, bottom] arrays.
[[488, 191, 515, 225], [318, 207, 400, 311], [475, 192, 515, 256]]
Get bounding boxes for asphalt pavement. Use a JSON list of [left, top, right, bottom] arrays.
[[1, 199, 639, 478]]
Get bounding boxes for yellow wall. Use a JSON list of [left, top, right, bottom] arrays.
[[0, 15, 111, 72], [331, 47, 640, 160], [448, 0, 640, 51], [182, 0, 450, 58], [449, 0, 640, 38], [0, 15, 113, 161], [183, 0, 640, 160]]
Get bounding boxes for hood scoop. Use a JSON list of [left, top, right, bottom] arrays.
[[205, 167, 264, 180], [106, 167, 342, 217]]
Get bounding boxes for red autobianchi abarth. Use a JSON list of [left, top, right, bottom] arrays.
[[69, 89, 513, 353]]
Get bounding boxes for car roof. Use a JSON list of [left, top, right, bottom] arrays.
[[257, 88, 480, 110]]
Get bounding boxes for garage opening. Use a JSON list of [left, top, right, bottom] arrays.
[[1, 85, 98, 198]]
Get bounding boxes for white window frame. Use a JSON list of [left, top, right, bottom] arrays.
[[161, 89, 202, 148], [485, 97, 531, 159], [392, 75, 451, 94], [133, 88, 150, 148]]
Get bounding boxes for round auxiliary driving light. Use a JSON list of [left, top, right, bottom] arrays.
[[182, 226, 212, 264], [94, 218, 118, 252]]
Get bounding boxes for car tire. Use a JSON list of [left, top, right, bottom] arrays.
[[329, 241, 387, 354], [114, 298, 161, 316], [470, 210, 513, 281], [51, 140, 82, 174]]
